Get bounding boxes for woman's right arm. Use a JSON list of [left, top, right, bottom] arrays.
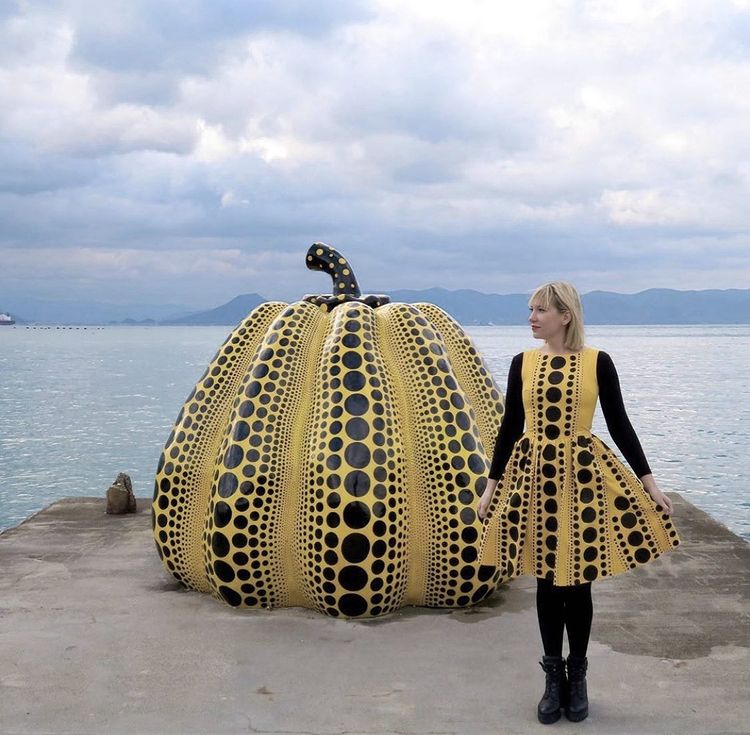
[[479, 353, 525, 518]]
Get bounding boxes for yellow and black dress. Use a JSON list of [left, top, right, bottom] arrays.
[[482, 346, 680, 586]]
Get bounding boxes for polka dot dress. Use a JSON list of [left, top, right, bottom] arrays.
[[480, 347, 680, 586]]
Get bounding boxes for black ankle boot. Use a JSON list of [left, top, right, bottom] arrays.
[[565, 655, 589, 722], [537, 655, 567, 724]]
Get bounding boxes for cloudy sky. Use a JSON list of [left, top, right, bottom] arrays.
[[1, 0, 749, 308]]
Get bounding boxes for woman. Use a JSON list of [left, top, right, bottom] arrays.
[[477, 281, 680, 725]]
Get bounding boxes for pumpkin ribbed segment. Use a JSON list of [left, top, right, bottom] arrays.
[[202, 300, 324, 608], [298, 302, 410, 617], [152, 301, 289, 592], [413, 304, 505, 460], [380, 303, 502, 606]]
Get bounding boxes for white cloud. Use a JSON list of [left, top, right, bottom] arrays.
[[1, 0, 750, 303]]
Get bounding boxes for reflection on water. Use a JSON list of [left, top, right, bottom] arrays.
[[1, 324, 748, 539]]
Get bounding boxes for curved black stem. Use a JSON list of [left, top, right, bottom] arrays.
[[305, 243, 361, 298]]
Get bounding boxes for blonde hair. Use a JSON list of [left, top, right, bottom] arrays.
[[528, 281, 585, 351]]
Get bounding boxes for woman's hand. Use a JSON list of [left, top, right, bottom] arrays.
[[640, 474, 674, 515], [477, 480, 497, 520]]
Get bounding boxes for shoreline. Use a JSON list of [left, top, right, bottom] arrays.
[[1, 491, 748, 734]]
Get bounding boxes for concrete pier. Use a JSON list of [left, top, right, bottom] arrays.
[[1, 493, 748, 735]]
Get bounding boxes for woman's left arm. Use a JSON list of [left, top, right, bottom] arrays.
[[597, 351, 674, 514]]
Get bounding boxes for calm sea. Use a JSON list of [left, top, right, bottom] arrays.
[[1, 324, 748, 539]]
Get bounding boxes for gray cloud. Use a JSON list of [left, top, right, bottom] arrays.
[[1, 0, 749, 309]]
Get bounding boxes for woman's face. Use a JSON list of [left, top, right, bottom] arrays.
[[528, 300, 570, 342]]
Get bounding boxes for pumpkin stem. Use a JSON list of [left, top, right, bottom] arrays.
[[306, 243, 361, 298]]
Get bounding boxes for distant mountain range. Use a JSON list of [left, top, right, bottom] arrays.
[[0, 296, 191, 325], [3, 288, 749, 326]]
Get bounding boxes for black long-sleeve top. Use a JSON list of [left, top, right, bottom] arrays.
[[488, 350, 652, 481]]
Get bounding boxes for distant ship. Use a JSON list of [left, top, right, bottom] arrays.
[[0, 312, 15, 325]]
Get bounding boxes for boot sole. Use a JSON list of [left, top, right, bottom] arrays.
[[565, 707, 589, 722], [538, 708, 562, 725]]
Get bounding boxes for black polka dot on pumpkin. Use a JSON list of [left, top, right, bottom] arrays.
[[472, 584, 490, 603], [218, 472, 238, 497], [342, 351, 362, 368], [323, 550, 338, 565], [339, 593, 368, 616], [214, 502, 232, 527], [342, 334, 360, 348], [245, 380, 262, 397], [211, 532, 230, 557], [343, 501, 371, 528], [344, 442, 370, 469], [344, 394, 369, 415], [468, 454, 485, 473], [455, 472, 471, 488], [339, 566, 368, 591], [341, 533, 370, 563], [232, 421, 250, 441], [345, 417, 369, 440], [223, 445, 243, 469], [344, 371, 366, 391], [329, 437, 343, 452], [460, 507, 476, 524], [456, 412, 470, 430], [219, 586, 242, 606], [214, 560, 235, 583], [344, 470, 370, 496], [462, 434, 477, 451]]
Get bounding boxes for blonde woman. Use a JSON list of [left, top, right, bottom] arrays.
[[477, 282, 680, 724]]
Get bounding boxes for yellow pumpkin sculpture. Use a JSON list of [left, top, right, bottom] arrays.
[[153, 243, 509, 617]]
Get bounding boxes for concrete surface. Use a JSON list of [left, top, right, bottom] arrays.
[[0, 492, 748, 735]]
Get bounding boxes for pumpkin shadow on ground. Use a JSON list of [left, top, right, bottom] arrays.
[[354, 582, 535, 626]]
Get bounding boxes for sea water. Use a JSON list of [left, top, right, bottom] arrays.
[[1, 324, 747, 539]]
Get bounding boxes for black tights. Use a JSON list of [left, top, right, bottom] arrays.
[[536, 577, 593, 658]]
